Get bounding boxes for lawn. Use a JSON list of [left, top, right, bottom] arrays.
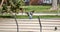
[[16, 15, 60, 19], [0, 15, 60, 19], [22, 5, 60, 13], [0, 5, 60, 19]]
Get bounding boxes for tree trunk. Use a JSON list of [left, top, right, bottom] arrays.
[[50, 0, 58, 10], [0, 0, 4, 6], [0, 0, 4, 9], [0, 0, 4, 14]]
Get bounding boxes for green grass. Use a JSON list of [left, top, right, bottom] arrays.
[[0, 5, 60, 19], [22, 5, 60, 13], [0, 15, 60, 19], [16, 15, 60, 19]]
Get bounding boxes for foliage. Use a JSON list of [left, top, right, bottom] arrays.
[[0, 0, 24, 14], [20, 0, 25, 6]]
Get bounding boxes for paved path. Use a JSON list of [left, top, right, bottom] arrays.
[[0, 19, 60, 32]]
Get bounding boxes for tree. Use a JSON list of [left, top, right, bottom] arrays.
[[50, 0, 59, 10], [0, 0, 21, 13], [20, 0, 25, 6], [0, 0, 25, 14]]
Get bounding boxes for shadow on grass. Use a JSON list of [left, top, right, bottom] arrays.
[[0, 16, 14, 18], [0, 15, 60, 19]]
